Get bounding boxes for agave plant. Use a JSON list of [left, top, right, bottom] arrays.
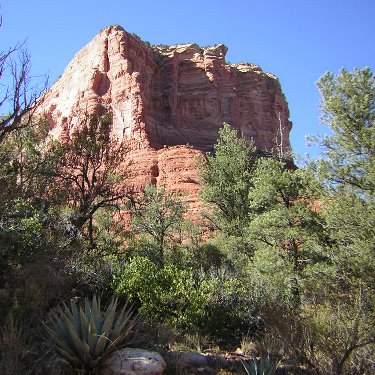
[[241, 354, 279, 375], [44, 295, 137, 373]]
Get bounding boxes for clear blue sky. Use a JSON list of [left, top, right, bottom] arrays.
[[1, 0, 374, 162]]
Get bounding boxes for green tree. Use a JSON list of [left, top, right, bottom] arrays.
[[0, 119, 59, 203], [247, 157, 326, 307], [0, 119, 74, 325], [304, 192, 375, 375], [243, 158, 329, 368], [114, 255, 255, 339], [294, 68, 375, 374], [129, 184, 185, 264], [199, 123, 256, 238], [313, 67, 375, 197]]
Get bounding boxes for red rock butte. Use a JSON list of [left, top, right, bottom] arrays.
[[38, 25, 293, 216]]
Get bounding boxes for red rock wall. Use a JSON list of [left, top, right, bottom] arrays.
[[147, 44, 292, 153], [38, 25, 293, 215]]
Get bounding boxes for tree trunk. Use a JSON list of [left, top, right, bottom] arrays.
[[88, 215, 95, 249]]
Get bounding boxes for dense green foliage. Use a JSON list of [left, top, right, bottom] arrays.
[[305, 67, 375, 375], [198, 67, 374, 375], [114, 256, 203, 326]]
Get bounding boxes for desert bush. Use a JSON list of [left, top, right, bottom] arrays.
[[69, 247, 120, 297], [168, 331, 211, 354], [114, 256, 205, 327], [114, 254, 260, 345], [299, 296, 375, 375]]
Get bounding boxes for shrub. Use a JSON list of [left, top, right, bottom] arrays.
[[114, 256, 205, 328], [44, 295, 137, 373], [114, 256, 259, 343]]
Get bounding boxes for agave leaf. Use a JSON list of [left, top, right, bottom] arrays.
[[111, 304, 127, 338], [241, 360, 256, 375], [84, 297, 91, 318], [83, 351, 95, 363], [45, 294, 139, 372], [55, 345, 82, 368], [88, 356, 100, 369], [70, 300, 82, 338], [88, 315, 98, 352], [107, 316, 138, 356], [61, 313, 89, 358], [100, 298, 117, 340], [105, 331, 128, 356], [45, 314, 72, 345], [242, 355, 277, 375], [261, 354, 278, 375], [44, 325, 75, 357], [91, 295, 102, 332], [83, 353, 99, 369], [112, 302, 134, 337], [93, 332, 111, 358], [79, 306, 90, 343], [254, 358, 259, 373], [44, 318, 60, 337], [81, 339, 91, 356], [62, 302, 74, 322]]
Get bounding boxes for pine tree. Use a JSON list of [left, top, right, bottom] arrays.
[[314, 67, 375, 197], [199, 123, 256, 238]]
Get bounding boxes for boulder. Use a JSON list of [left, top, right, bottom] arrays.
[[100, 348, 166, 375]]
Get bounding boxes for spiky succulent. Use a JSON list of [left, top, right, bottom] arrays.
[[241, 354, 279, 375], [44, 295, 137, 372]]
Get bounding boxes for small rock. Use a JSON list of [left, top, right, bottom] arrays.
[[177, 351, 208, 367], [41, 357, 75, 375], [101, 348, 166, 375]]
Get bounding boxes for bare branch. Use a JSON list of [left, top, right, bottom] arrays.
[[0, 36, 48, 143]]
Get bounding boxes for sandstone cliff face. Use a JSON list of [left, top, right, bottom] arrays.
[[38, 25, 292, 214]]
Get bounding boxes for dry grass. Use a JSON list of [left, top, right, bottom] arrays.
[[170, 332, 210, 353], [216, 370, 238, 375], [0, 318, 29, 375], [240, 336, 257, 356]]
